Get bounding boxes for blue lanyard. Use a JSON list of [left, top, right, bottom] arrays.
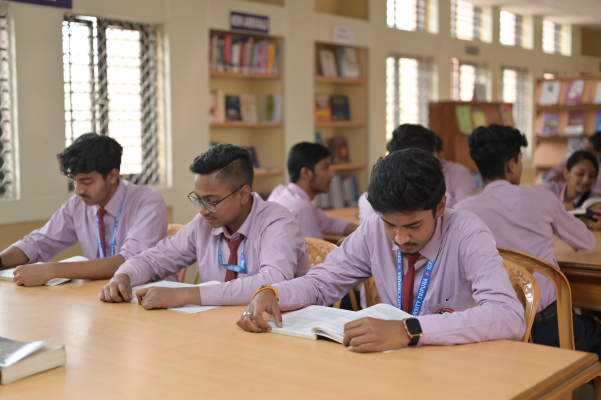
[[218, 235, 247, 274], [95, 200, 124, 258], [396, 250, 437, 316]]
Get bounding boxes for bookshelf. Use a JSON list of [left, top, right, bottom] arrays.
[[314, 42, 368, 202], [209, 29, 284, 195], [533, 76, 601, 182]]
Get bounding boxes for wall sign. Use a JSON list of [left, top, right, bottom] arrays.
[[332, 25, 353, 45], [5, 0, 72, 8], [230, 11, 269, 34], [465, 45, 480, 55]]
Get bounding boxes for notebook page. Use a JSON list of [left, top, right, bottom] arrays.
[[131, 280, 221, 314], [0, 256, 90, 286], [267, 306, 353, 340]]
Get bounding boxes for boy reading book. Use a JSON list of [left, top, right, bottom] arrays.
[[238, 149, 525, 352], [0, 133, 168, 286], [454, 124, 601, 358], [268, 142, 358, 239], [99, 144, 311, 307]]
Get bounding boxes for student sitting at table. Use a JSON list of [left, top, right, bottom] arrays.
[[237, 149, 526, 352], [0, 133, 169, 286], [358, 124, 477, 224], [267, 142, 358, 239], [99, 143, 311, 308], [453, 124, 601, 359]]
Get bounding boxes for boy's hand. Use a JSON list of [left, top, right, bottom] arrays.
[[136, 287, 200, 310]]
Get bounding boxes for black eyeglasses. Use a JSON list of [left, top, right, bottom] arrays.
[[187, 185, 243, 213]]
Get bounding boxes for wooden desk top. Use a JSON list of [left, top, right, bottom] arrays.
[[554, 230, 601, 269], [0, 280, 596, 399], [324, 206, 360, 225]]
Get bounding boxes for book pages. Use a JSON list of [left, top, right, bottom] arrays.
[[268, 306, 353, 340], [131, 280, 221, 314], [0, 256, 88, 285]]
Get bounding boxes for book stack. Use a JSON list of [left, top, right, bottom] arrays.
[[0, 336, 66, 385], [210, 34, 280, 75], [315, 175, 359, 210]]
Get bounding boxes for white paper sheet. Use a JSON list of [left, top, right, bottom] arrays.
[[0, 256, 89, 285], [131, 280, 221, 313]]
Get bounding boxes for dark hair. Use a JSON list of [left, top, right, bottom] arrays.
[[435, 135, 443, 153], [387, 124, 437, 154], [57, 133, 122, 178], [367, 148, 446, 215], [567, 150, 599, 177], [590, 132, 601, 153], [287, 142, 331, 183], [468, 124, 528, 181], [189, 143, 254, 188]]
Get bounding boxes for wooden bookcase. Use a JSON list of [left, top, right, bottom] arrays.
[[209, 29, 284, 195], [533, 76, 601, 182], [428, 101, 512, 171], [314, 42, 368, 197]]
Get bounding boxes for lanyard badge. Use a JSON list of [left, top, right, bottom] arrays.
[[396, 250, 437, 316], [96, 200, 124, 259], [218, 235, 247, 274]]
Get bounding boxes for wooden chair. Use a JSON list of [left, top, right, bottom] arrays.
[[502, 259, 539, 342], [166, 224, 186, 283], [305, 237, 358, 311]]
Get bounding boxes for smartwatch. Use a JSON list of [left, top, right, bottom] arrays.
[[403, 318, 422, 346]]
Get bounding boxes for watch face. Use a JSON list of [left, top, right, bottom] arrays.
[[405, 318, 422, 335]]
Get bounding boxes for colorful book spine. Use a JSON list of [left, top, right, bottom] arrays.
[[209, 34, 280, 75]]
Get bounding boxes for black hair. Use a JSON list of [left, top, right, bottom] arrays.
[[387, 124, 437, 154], [367, 148, 446, 216], [57, 133, 122, 178], [468, 124, 528, 181], [287, 142, 331, 183], [567, 150, 599, 177], [435, 135, 443, 153], [189, 143, 254, 188], [590, 132, 601, 153]]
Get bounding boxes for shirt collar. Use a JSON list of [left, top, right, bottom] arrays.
[[288, 183, 311, 201], [483, 179, 512, 193], [211, 192, 261, 240], [390, 213, 443, 263], [95, 179, 126, 217]]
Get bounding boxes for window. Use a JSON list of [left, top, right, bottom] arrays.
[[63, 15, 164, 186], [0, 5, 13, 199], [387, 0, 427, 31], [451, 58, 487, 101], [386, 55, 430, 141], [451, 0, 491, 42], [543, 20, 570, 55], [499, 10, 523, 47], [500, 68, 526, 133]]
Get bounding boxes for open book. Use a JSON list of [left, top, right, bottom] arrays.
[[0, 256, 89, 286], [131, 280, 221, 314], [267, 303, 411, 343], [568, 197, 601, 220], [0, 336, 66, 385]]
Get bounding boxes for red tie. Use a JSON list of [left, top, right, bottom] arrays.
[[402, 253, 421, 313], [223, 234, 244, 282], [97, 208, 107, 258]]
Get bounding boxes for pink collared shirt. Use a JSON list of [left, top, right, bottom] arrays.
[[544, 181, 589, 206], [115, 192, 311, 306], [454, 180, 595, 312], [12, 179, 168, 263], [267, 183, 350, 239], [546, 158, 601, 194], [273, 208, 526, 345]]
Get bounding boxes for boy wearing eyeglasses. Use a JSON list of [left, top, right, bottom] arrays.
[[99, 143, 311, 308]]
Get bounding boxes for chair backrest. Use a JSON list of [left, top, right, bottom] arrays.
[[503, 259, 539, 342], [305, 237, 337, 268], [497, 247, 575, 350], [167, 224, 186, 283]]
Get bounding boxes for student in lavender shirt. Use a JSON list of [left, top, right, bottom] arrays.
[[454, 124, 601, 359], [0, 133, 168, 286], [358, 124, 477, 224], [237, 149, 525, 352], [546, 131, 601, 193], [99, 144, 310, 308], [268, 142, 358, 239]]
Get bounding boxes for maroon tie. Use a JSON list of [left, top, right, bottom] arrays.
[[402, 253, 421, 313], [97, 208, 107, 258], [223, 234, 244, 282]]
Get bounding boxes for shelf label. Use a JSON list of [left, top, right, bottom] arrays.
[[230, 11, 270, 34], [5, 0, 72, 8], [332, 25, 353, 45]]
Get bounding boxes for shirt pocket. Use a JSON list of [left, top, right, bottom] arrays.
[[426, 293, 476, 315]]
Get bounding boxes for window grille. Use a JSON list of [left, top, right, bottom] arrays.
[[500, 67, 526, 133], [63, 15, 163, 186], [500, 10, 523, 47], [451, 58, 486, 101], [0, 5, 13, 199], [386, 55, 430, 141], [387, 0, 427, 31], [543, 20, 562, 54], [451, 0, 482, 41]]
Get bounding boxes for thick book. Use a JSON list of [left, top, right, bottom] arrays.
[[319, 49, 338, 77], [336, 47, 360, 78], [267, 303, 411, 343], [0, 256, 89, 286], [564, 80, 585, 105], [239, 94, 258, 123], [315, 94, 331, 121], [539, 80, 561, 105], [330, 95, 350, 121], [568, 198, 601, 220], [329, 137, 349, 164], [0, 337, 65, 385], [455, 105, 472, 135], [225, 95, 242, 121], [540, 113, 560, 136], [565, 111, 585, 136]]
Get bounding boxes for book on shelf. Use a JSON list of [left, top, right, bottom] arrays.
[[263, 94, 282, 123], [329, 137, 350, 164], [336, 47, 360, 79], [500, 104, 514, 127], [564, 80, 585, 105], [239, 94, 258, 123], [315, 132, 323, 145], [455, 105, 472, 135], [225, 95, 242, 121], [472, 83, 486, 102], [209, 90, 225, 123], [565, 111, 585, 136], [471, 107, 487, 128], [540, 113, 560, 136], [209, 33, 279, 74], [539, 80, 561, 105], [318, 49, 338, 77], [568, 198, 601, 220], [595, 112, 601, 133], [330, 95, 350, 121], [244, 147, 260, 168], [0, 256, 88, 285], [266, 303, 411, 343], [315, 174, 359, 210], [315, 94, 332, 121], [343, 176, 359, 207], [0, 336, 66, 385], [594, 82, 601, 105]]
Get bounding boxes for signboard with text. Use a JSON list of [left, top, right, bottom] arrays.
[[230, 11, 269, 35], [5, 0, 72, 9]]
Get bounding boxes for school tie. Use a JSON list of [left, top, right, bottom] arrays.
[[223, 234, 245, 282], [402, 253, 421, 314], [97, 207, 107, 258]]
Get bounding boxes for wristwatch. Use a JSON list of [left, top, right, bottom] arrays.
[[403, 318, 422, 347]]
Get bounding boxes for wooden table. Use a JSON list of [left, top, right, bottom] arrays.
[[555, 231, 601, 311], [0, 280, 598, 399]]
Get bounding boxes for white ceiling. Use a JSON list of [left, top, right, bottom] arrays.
[[468, 0, 601, 25]]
